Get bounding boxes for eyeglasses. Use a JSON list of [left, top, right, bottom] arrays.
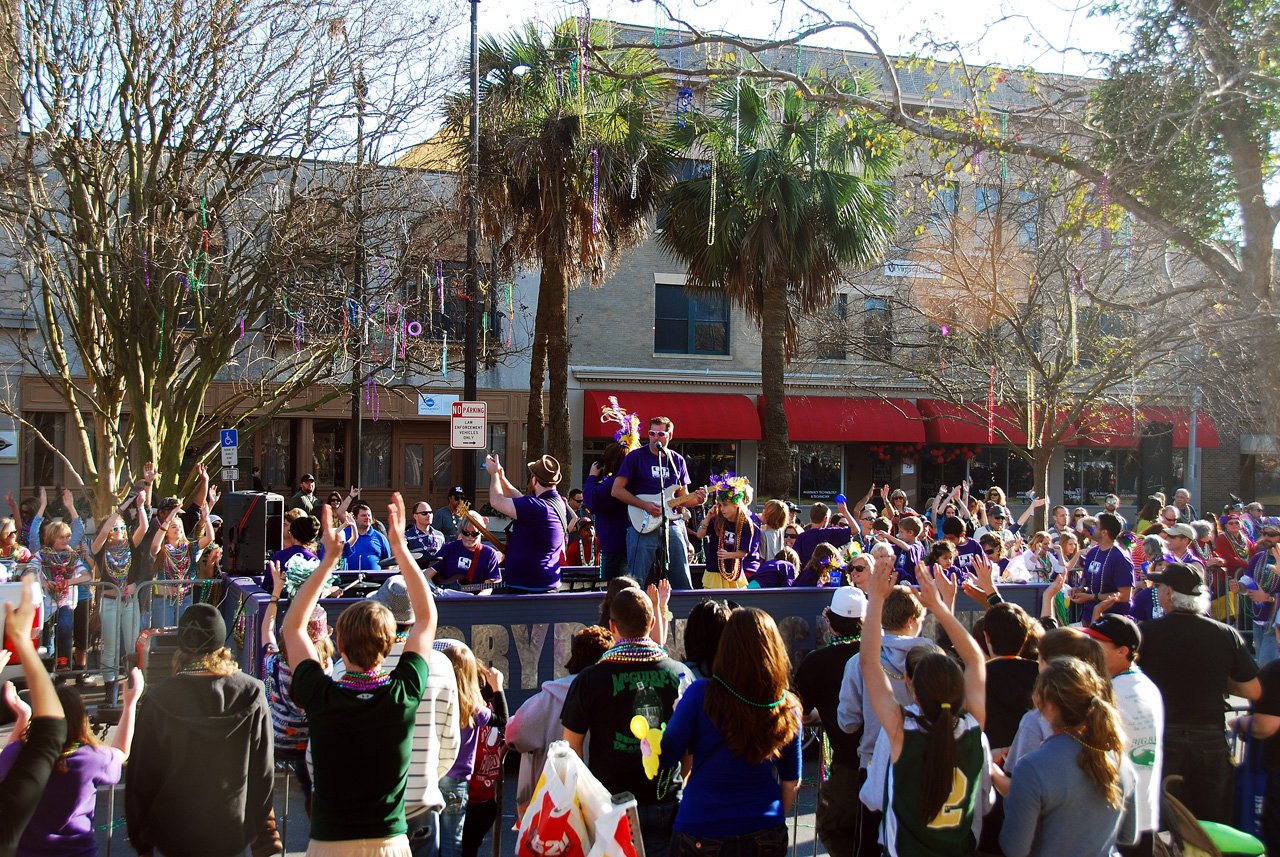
[[861, 517, 875, 523], [111, 525, 128, 532], [414, 510, 431, 516], [1073, 512, 1086, 518], [983, 548, 997, 556], [1161, 517, 1176, 524], [990, 516, 1006, 521], [851, 564, 870, 573], [784, 534, 797, 540], [461, 530, 480, 537], [1228, 520, 1242, 526], [648, 430, 669, 437]]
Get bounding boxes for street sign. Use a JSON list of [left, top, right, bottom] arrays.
[[450, 401, 487, 449], [220, 428, 238, 466], [222, 467, 239, 482]]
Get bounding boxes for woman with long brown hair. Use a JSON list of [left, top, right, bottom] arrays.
[[999, 657, 1136, 856], [662, 607, 802, 857]]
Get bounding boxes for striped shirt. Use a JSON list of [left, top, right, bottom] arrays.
[[383, 643, 460, 813]]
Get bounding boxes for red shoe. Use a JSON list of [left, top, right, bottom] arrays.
[[55, 657, 70, 672]]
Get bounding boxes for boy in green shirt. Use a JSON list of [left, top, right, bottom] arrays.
[[286, 495, 438, 856]]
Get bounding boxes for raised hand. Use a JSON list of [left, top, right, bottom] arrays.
[[269, 561, 285, 597], [932, 566, 958, 611], [3, 680, 27, 720], [207, 485, 221, 507], [37, 486, 46, 506], [142, 462, 157, 484], [657, 578, 672, 607], [319, 505, 345, 557], [916, 563, 943, 611], [865, 557, 896, 602], [387, 491, 409, 545], [122, 667, 145, 705], [484, 454, 502, 475]]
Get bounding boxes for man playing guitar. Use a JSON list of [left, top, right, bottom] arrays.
[[611, 416, 707, 589]]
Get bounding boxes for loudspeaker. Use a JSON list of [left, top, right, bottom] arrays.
[[136, 628, 180, 687], [220, 492, 284, 575]]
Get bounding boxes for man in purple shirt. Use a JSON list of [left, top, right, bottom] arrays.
[[485, 454, 568, 593], [1073, 512, 1136, 624], [611, 417, 707, 589]]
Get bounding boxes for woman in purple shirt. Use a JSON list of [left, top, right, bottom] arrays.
[[0, 668, 144, 857]]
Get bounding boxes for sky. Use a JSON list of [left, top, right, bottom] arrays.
[[454, 0, 1135, 78]]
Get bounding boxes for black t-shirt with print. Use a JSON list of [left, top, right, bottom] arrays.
[[793, 641, 862, 768], [561, 655, 688, 806]]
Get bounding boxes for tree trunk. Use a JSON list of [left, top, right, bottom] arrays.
[[760, 284, 792, 498], [525, 263, 552, 464], [1032, 449, 1053, 533], [543, 261, 572, 486]]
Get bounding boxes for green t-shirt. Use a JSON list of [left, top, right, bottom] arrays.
[[293, 651, 429, 841]]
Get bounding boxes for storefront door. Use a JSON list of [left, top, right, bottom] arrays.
[[396, 423, 456, 511]]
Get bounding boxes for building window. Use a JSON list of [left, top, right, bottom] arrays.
[[1063, 448, 1140, 509], [967, 446, 1034, 503], [819, 293, 848, 360], [673, 442, 738, 490], [863, 297, 892, 360], [475, 423, 506, 493], [580, 441, 609, 491], [361, 420, 393, 488], [259, 419, 294, 493], [312, 419, 347, 488], [769, 443, 843, 503], [655, 284, 729, 355], [22, 412, 65, 487], [404, 444, 424, 487]]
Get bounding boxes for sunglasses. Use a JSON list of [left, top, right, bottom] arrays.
[[461, 529, 480, 537], [861, 517, 875, 523], [1161, 517, 1176, 523], [983, 548, 997, 555], [785, 534, 798, 540], [1073, 512, 1086, 518], [990, 516, 1006, 521], [851, 564, 870, 572], [648, 430, 669, 437], [415, 510, 432, 516]]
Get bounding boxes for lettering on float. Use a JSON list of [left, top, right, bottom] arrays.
[[437, 615, 833, 690]]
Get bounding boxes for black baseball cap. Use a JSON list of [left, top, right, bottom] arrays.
[[448, 486, 465, 498], [300, 473, 316, 483], [1082, 614, 1142, 653], [1145, 562, 1206, 596], [157, 496, 181, 512]]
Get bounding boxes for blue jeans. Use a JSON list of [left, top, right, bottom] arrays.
[[626, 524, 692, 590], [1257, 623, 1279, 666], [439, 775, 467, 857], [674, 824, 788, 857], [53, 605, 73, 669], [637, 801, 679, 857], [408, 808, 441, 857], [601, 552, 629, 582], [100, 596, 139, 677], [144, 587, 191, 630]]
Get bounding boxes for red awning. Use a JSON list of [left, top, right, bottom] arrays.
[[1075, 406, 1219, 448], [918, 400, 1030, 446], [583, 390, 762, 440], [770, 396, 925, 443]]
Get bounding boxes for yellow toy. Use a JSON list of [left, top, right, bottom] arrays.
[[629, 715, 664, 780]]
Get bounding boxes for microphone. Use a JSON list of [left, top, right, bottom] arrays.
[[654, 439, 666, 452]]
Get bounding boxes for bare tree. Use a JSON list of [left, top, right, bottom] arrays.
[[0, 0, 459, 515]]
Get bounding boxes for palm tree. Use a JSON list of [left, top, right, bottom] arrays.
[[659, 77, 900, 497], [445, 21, 674, 482]]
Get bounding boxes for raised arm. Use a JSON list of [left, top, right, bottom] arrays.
[[260, 564, 285, 650], [485, 455, 518, 519], [91, 507, 124, 555], [194, 505, 213, 551], [149, 506, 179, 558], [131, 489, 150, 548], [337, 487, 358, 516], [6, 575, 63, 721], [918, 562, 987, 729], [1017, 497, 1047, 531], [111, 669, 145, 758], [34, 487, 46, 520], [860, 563, 904, 755], [386, 492, 438, 655], [188, 464, 210, 511], [281, 507, 344, 668]]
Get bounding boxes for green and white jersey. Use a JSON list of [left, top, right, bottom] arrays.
[[884, 711, 991, 857]]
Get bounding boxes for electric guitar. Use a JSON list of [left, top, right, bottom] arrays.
[[629, 486, 703, 534]]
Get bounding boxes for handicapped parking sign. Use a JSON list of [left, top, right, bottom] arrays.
[[220, 429, 238, 466]]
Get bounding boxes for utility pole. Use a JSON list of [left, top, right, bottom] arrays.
[[350, 57, 367, 489], [462, 0, 481, 502]]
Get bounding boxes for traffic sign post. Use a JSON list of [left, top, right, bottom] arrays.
[[220, 429, 239, 491], [451, 401, 487, 450]]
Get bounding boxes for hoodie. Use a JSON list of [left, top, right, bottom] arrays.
[[126, 672, 273, 857], [506, 674, 590, 808], [836, 633, 933, 767]]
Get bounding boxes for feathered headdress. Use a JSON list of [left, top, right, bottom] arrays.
[[709, 473, 750, 504], [600, 396, 642, 452]]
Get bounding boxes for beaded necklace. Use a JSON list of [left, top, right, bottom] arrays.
[[42, 548, 77, 598], [712, 674, 786, 708], [579, 536, 598, 567], [336, 668, 392, 691], [58, 741, 84, 760], [1226, 531, 1250, 561], [1066, 729, 1112, 755], [600, 638, 666, 663], [716, 510, 747, 581], [827, 634, 860, 647], [177, 656, 220, 675], [879, 654, 905, 681], [163, 541, 193, 580], [103, 545, 132, 588], [1193, 541, 1214, 563]]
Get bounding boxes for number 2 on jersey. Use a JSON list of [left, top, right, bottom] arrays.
[[928, 768, 969, 829]]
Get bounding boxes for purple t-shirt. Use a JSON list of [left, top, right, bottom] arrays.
[[750, 560, 795, 588], [505, 491, 566, 591], [951, 538, 984, 581], [893, 541, 925, 585], [616, 446, 690, 498], [438, 539, 502, 590], [711, 515, 761, 581], [793, 527, 854, 567], [264, 544, 318, 592], [1080, 543, 1136, 623], [0, 742, 122, 857], [446, 704, 493, 781]]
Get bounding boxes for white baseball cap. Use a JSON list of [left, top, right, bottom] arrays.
[[830, 586, 868, 619]]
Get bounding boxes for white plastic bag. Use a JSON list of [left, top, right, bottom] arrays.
[[585, 795, 643, 857], [516, 741, 613, 857]]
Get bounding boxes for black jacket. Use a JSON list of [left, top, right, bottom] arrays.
[[126, 671, 273, 857]]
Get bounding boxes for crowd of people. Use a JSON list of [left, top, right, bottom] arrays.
[[2, 405, 1280, 857]]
